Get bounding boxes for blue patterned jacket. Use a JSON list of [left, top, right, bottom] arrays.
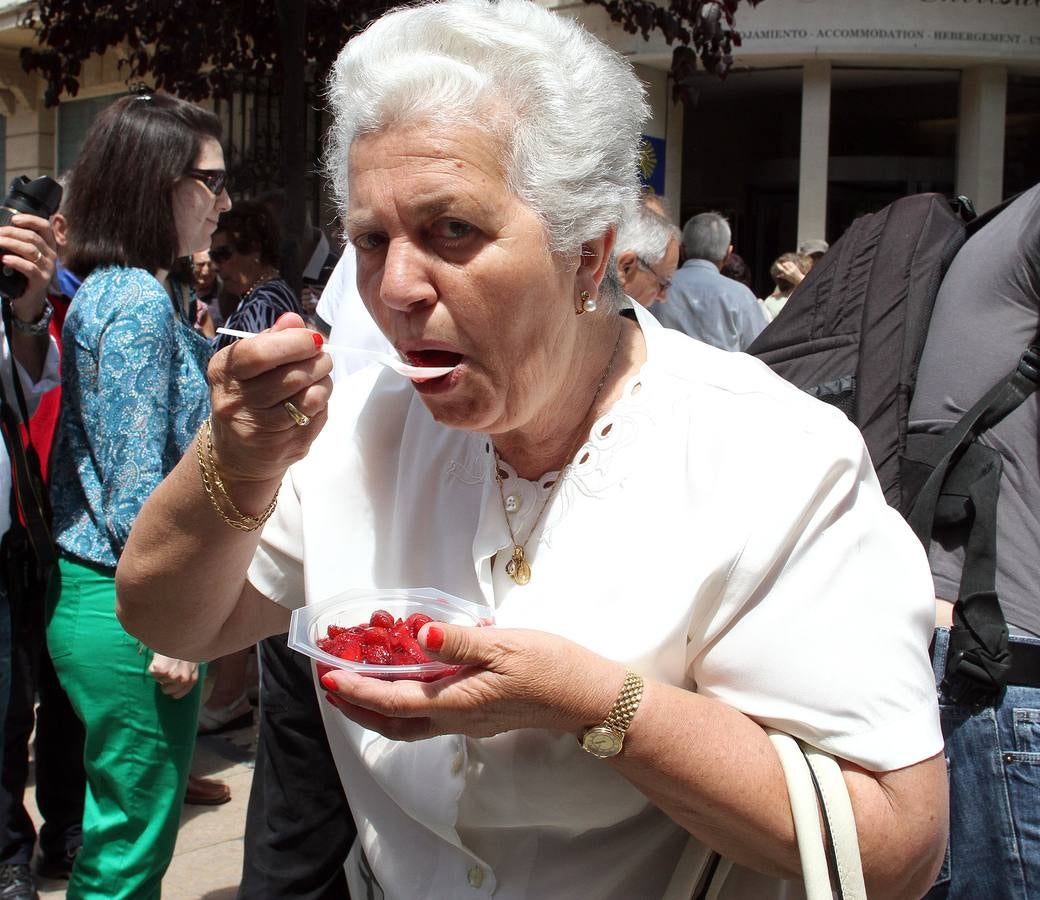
[[51, 266, 212, 569]]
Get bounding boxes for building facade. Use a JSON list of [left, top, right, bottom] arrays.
[[562, 0, 1040, 289], [0, 0, 1037, 290]]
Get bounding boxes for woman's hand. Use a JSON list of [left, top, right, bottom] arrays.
[[0, 213, 57, 323], [207, 312, 334, 488], [319, 623, 624, 742], [148, 653, 200, 700], [775, 259, 805, 287]]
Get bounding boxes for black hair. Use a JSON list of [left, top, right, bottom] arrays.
[[64, 93, 223, 277], [214, 200, 281, 267]]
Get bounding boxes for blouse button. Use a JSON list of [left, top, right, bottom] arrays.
[[467, 865, 485, 888], [451, 752, 465, 776], [505, 494, 520, 513]]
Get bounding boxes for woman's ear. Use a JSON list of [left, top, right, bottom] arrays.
[[576, 226, 616, 299]]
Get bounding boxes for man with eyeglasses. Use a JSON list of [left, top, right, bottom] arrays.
[[652, 211, 767, 351], [613, 199, 681, 309]]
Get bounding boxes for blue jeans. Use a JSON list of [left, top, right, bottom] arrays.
[[925, 627, 1040, 900]]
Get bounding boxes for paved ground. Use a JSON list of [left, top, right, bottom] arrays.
[[29, 718, 257, 899]]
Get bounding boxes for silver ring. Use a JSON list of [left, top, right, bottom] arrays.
[[283, 400, 311, 427]]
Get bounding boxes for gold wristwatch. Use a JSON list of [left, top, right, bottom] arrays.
[[580, 671, 644, 759]]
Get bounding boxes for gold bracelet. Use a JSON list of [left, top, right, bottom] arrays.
[[196, 418, 278, 532]]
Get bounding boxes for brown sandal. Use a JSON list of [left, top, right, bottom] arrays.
[[185, 774, 231, 806]]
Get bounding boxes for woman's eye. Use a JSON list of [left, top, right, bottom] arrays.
[[432, 220, 474, 241], [352, 233, 386, 252]]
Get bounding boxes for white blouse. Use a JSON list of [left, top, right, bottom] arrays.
[[249, 306, 942, 900]]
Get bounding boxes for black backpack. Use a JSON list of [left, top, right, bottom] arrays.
[[747, 192, 1040, 705]]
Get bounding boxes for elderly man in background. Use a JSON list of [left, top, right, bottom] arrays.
[[613, 199, 680, 308], [653, 211, 766, 350]]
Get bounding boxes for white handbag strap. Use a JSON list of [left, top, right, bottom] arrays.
[[768, 731, 834, 900], [663, 731, 867, 900], [767, 729, 867, 900], [802, 744, 867, 900]]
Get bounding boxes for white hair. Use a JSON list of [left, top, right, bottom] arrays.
[[614, 202, 680, 267], [325, 0, 650, 255], [682, 212, 731, 264]]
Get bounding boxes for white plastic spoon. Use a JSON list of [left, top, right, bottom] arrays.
[[216, 327, 457, 381]]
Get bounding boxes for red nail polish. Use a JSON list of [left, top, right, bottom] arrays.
[[320, 673, 337, 691], [425, 626, 444, 651], [312, 332, 324, 349]]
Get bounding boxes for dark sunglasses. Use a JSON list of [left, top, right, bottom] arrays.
[[185, 168, 228, 195], [209, 245, 234, 264]]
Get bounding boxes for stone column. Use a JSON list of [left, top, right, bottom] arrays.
[[797, 59, 831, 247], [0, 52, 54, 185], [4, 104, 56, 184], [956, 65, 1007, 213]]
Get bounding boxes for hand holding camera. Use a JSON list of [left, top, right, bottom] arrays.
[[0, 175, 63, 333]]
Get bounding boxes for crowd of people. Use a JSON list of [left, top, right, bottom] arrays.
[[0, 0, 1033, 899]]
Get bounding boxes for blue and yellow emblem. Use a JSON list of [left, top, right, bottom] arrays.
[[637, 135, 665, 195]]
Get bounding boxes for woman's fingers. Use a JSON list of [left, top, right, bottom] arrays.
[[323, 690, 433, 740], [214, 326, 326, 383], [232, 351, 334, 414]]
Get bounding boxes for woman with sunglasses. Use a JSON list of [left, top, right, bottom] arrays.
[[210, 200, 303, 352], [47, 93, 231, 899]]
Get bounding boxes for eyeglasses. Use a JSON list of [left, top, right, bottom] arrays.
[[185, 168, 228, 196], [209, 245, 234, 264], [636, 257, 672, 292]]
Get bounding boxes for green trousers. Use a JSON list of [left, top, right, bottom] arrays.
[[46, 556, 201, 900]]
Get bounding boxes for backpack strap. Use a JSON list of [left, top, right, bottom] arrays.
[[907, 344, 1040, 704]]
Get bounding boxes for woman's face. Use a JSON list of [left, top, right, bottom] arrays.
[[346, 124, 595, 438], [172, 137, 231, 259], [209, 231, 250, 297]]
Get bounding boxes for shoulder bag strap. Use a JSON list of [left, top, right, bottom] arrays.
[[802, 742, 867, 900], [767, 730, 867, 900]]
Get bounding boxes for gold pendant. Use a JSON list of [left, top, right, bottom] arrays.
[[505, 546, 532, 586]]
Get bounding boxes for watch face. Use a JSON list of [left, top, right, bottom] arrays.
[[583, 726, 623, 758]]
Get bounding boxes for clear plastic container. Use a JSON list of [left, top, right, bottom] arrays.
[[288, 587, 493, 681]]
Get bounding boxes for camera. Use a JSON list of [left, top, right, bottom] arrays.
[[0, 175, 63, 299]]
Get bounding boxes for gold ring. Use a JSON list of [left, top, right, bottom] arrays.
[[33, 249, 42, 266], [283, 400, 311, 427]]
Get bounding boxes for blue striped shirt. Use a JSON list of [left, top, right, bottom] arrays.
[[214, 279, 302, 350]]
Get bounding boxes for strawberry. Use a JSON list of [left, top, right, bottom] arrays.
[[405, 613, 433, 638], [369, 609, 395, 629]]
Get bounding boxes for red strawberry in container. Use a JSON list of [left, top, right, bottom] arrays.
[[289, 589, 493, 683]]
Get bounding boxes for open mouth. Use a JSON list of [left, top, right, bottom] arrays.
[[404, 349, 464, 369]]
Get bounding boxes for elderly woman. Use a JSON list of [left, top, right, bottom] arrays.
[[210, 200, 303, 351], [116, 1, 947, 897]]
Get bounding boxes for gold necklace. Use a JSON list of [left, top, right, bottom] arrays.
[[494, 325, 624, 586], [241, 270, 279, 301]]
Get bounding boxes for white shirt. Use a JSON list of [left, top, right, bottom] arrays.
[[314, 248, 394, 379], [249, 306, 942, 900], [0, 334, 59, 540]]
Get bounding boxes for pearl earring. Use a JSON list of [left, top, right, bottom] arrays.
[[577, 290, 597, 315]]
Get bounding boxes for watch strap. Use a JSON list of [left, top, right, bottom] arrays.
[[601, 671, 644, 735]]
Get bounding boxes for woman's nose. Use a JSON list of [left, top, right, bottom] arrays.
[[378, 239, 436, 312]]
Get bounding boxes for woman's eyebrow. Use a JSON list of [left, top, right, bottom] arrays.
[[344, 194, 485, 233]]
